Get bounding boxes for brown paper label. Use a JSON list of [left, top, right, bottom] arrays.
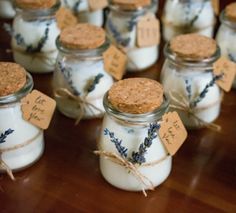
[[21, 90, 56, 130], [103, 45, 127, 80], [137, 14, 160, 47], [213, 57, 236, 92], [211, 0, 219, 16], [159, 111, 188, 156], [88, 0, 108, 11]]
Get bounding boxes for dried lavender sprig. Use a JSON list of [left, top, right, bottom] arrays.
[[127, 14, 139, 32], [185, 79, 192, 100], [87, 73, 104, 93], [104, 128, 128, 158], [0, 129, 14, 144], [190, 74, 223, 108], [188, 2, 205, 27], [107, 19, 131, 47], [130, 123, 160, 165], [58, 61, 80, 96], [73, 0, 81, 13]]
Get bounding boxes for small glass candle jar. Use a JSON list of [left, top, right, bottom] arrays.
[[161, 34, 222, 130], [98, 78, 172, 192], [162, 0, 215, 41], [53, 24, 114, 121], [106, 0, 159, 72], [0, 62, 44, 175], [0, 0, 16, 18], [11, 0, 61, 73], [61, 0, 105, 27], [216, 3, 236, 89]]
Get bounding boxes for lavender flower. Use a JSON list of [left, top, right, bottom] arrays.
[[185, 79, 192, 100], [104, 128, 128, 158], [190, 74, 223, 108], [130, 123, 160, 164], [87, 73, 104, 93], [0, 129, 14, 144]]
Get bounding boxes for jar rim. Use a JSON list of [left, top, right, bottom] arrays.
[[0, 72, 33, 105], [220, 10, 236, 29], [56, 36, 110, 58], [164, 42, 221, 69], [103, 92, 169, 124], [15, 0, 61, 17]]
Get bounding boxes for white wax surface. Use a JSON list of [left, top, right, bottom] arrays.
[[162, 0, 215, 41], [216, 24, 236, 88], [106, 11, 159, 71], [12, 16, 60, 73], [0, 103, 44, 171], [99, 115, 172, 191], [61, 0, 104, 26], [53, 58, 114, 119], [0, 0, 15, 18], [161, 60, 221, 129]]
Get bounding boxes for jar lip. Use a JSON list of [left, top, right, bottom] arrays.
[[220, 10, 236, 29], [0, 72, 33, 105], [56, 36, 110, 58], [15, 0, 60, 16], [164, 42, 221, 68], [103, 92, 169, 124]]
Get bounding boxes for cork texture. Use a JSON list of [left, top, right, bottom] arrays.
[[225, 3, 236, 22], [170, 34, 217, 59], [56, 7, 77, 30], [60, 24, 106, 49], [15, 0, 56, 9], [112, 0, 151, 10], [108, 78, 163, 114], [0, 62, 27, 97]]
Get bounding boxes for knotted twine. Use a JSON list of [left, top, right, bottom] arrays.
[[94, 150, 170, 197], [168, 91, 223, 131], [0, 130, 42, 180], [54, 88, 104, 125]]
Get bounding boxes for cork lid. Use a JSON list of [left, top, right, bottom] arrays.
[[170, 34, 217, 60], [0, 62, 27, 97], [112, 0, 151, 10], [59, 24, 106, 50], [225, 3, 236, 22], [108, 78, 164, 114], [56, 7, 77, 30], [15, 0, 56, 9]]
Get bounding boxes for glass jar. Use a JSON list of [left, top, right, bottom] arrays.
[[161, 37, 222, 129], [105, 1, 159, 72], [61, 0, 104, 27], [0, 71, 44, 174], [0, 0, 16, 18], [11, 0, 61, 73], [162, 0, 215, 41], [216, 5, 236, 89], [53, 25, 114, 121], [98, 78, 172, 192]]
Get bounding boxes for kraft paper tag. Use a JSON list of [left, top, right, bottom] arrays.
[[213, 57, 236, 92], [137, 14, 160, 47], [21, 90, 56, 130], [211, 0, 219, 16], [88, 0, 108, 11], [103, 45, 127, 80], [159, 111, 188, 156]]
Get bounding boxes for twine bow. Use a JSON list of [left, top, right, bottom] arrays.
[[169, 91, 222, 132], [0, 130, 42, 180], [54, 88, 104, 125], [94, 150, 170, 196]]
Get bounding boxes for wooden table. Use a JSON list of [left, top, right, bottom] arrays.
[[0, 1, 236, 212]]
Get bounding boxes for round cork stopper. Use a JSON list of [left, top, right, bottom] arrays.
[[56, 7, 77, 30], [15, 0, 56, 9], [225, 3, 236, 22], [0, 62, 27, 97], [112, 0, 151, 10], [170, 34, 217, 60], [59, 24, 106, 50], [108, 78, 164, 114]]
